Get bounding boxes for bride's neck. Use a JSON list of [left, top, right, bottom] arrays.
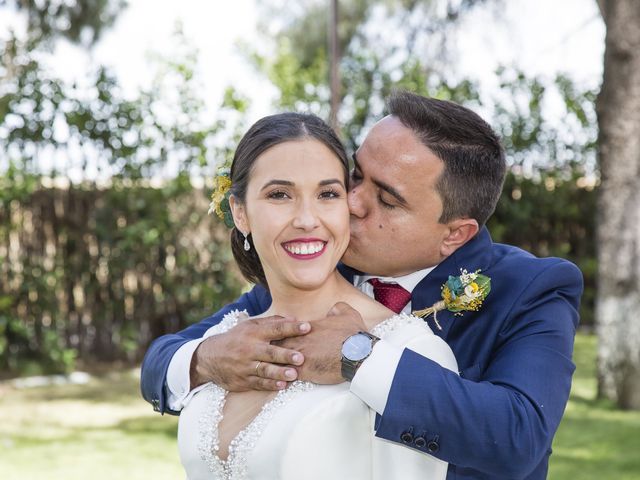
[[264, 271, 354, 322]]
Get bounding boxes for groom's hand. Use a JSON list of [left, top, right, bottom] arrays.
[[190, 316, 310, 392], [276, 302, 366, 384]]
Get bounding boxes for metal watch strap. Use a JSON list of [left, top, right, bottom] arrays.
[[341, 331, 380, 381]]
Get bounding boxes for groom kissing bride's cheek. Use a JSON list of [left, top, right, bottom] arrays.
[[142, 91, 582, 480]]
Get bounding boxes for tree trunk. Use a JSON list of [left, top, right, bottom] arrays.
[[596, 0, 640, 409]]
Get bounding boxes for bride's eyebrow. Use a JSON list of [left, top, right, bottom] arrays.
[[319, 179, 345, 189], [260, 180, 294, 191]]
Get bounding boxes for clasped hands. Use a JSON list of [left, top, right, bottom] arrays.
[[190, 303, 366, 392]]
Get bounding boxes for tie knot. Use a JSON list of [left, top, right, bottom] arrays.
[[369, 278, 411, 314]]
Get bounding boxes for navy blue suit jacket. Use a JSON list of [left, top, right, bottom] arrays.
[[141, 227, 582, 479]]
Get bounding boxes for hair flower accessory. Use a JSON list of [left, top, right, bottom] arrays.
[[413, 269, 491, 330], [208, 167, 235, 228]]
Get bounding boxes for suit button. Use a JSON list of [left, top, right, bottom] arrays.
[[414, 436, 427, 448], [400, 431, 414, 444], [152, 399, 160, 412], [427, 440, 440, 453]]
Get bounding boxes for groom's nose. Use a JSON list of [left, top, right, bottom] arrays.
[[347, 184, 367, 218]]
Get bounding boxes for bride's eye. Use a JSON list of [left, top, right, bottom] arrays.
[[319, 188, 341, 199], [267, 189, 290, 200]]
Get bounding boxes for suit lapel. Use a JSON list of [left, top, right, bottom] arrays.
[[411, 227, 494, 339], [337, 263, 359, 284]]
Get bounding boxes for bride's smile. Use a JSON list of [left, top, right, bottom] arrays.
[[281, 238, 327, 258]]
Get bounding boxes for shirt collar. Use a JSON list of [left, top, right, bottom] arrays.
[[354, 265, 437, 294]]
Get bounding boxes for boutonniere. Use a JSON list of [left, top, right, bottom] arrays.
[[413, 269, 491, 330]]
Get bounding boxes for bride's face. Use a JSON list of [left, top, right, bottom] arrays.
[[232, 138, 349, 291]]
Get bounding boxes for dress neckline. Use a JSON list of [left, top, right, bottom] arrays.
[[199, 381, 315, 479]]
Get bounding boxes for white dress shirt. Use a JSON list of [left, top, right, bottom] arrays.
[[349, 267, 435, 414], [165, 267, 436, 412]]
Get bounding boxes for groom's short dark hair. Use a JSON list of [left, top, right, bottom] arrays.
[[387, 91, 506, 227]]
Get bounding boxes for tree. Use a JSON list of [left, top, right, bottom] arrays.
[[595, 0, 640, 409], [250, 0, 492, 149]]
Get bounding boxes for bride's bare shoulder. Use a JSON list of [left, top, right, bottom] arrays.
[[345, 290, 395, 327]]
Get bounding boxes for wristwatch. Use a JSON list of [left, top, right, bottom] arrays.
[[341, 331, 380, 381]]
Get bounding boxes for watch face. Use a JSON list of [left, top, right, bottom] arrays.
[[342, 333, 373, 361]]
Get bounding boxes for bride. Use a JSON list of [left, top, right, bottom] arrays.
[[177, 112, 458, 479]]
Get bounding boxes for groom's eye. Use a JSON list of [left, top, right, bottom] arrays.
[[350, 169, 362, 186], [377, 193, 395, 210]]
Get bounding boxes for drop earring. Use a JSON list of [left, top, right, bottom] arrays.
[[243, 233, 251, 251]]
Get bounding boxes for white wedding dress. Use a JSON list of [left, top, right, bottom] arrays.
[[178, 310, 458, 480]]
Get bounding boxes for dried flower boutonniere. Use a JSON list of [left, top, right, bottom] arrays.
[[413, 269, 491, 330]]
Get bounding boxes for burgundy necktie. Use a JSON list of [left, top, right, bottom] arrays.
[[369, 278, 411, 314]]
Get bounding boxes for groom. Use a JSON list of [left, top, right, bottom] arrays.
[[141, 91, 582, 479]]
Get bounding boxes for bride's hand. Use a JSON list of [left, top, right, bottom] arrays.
[[190, 316, 310, 392], [276, 302, 366, 384]]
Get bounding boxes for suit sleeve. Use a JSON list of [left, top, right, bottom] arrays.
[[139, 285, 271, 415], [374, 260, 583, 478]]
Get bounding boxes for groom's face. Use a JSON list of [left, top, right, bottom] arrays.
[[342, 116, 451, 277]]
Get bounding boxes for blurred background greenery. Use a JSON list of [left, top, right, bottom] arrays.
[[1, 0, 639, 478], [0, 0, 599, 377]]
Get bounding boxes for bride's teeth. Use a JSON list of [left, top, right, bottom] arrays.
[[285, 242, 324, 255]]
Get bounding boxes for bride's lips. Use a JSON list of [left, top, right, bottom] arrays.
[[281, 238, 328, 260]]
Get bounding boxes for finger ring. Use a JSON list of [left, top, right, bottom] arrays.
[[254, 361, 262, 375]]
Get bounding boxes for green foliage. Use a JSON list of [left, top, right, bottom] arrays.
[[265, 38, 330, 113], [489, 171, 597, 326], [2, 21, 250, 180], [0, 29, 249, 375], [251, 0, 490, 148], [0, 0, 601, 375], [488, 69, 599, 326], [0, 177, 244, 375], [493, 68, 598, 173], [1, 0, 127, 46]]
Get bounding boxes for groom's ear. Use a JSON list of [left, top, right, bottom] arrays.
[[229, 195, 249, 233], [439, 218, 479, 258]]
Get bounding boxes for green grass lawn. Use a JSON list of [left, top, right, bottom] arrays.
[[0, 369, 182, 480], [549, 334, 640, 479], [1, 334, 639, 479]]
